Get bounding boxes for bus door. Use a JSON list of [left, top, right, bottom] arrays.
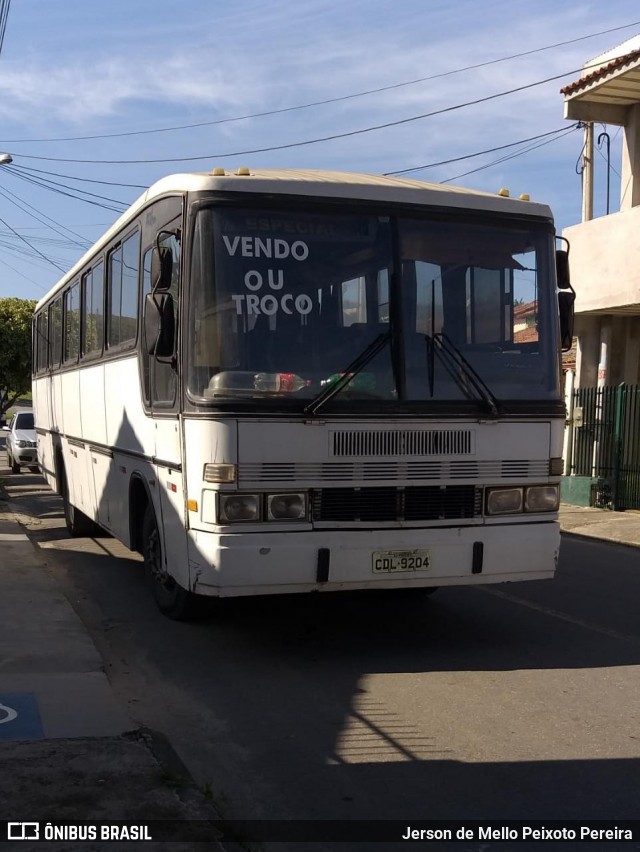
[[140, 202, 188, 581]]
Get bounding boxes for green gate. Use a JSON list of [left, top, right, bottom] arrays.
[[571, 384, 640, 510]]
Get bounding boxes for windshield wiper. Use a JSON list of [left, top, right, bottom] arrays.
[[304, 331, 391, 416], [426, 332, 501, 418]]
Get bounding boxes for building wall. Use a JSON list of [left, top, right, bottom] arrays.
[[573, 314, 640, 387], [563, 205, 640, 314], [621, 102, 640, 211], [574, 315, 600, 387]]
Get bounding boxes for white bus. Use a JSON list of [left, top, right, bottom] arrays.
[[32, 168, 574, 619]]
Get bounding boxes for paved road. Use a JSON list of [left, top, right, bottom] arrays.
[[3, 460, 640, 850]]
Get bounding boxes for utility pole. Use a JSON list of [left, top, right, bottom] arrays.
[[581, 122, 594, 223]]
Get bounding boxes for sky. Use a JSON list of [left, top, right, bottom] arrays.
[[0, 0, 637, 302]]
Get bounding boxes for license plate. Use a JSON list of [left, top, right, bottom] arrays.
[[372, 549, 431, 573]]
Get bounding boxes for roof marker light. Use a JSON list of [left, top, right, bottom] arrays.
[[519, 193, 530, 201], [236, 166, 251, 176], [211, 167, 226, 176], [498, 187, 510, 197]]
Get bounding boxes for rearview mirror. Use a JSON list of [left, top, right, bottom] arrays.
[[151, 245, 174, 292], [558, 289, 575, 351], [144, 292, 175, 358], [556, 248, 575, 351], [556, 249, 571, 290]]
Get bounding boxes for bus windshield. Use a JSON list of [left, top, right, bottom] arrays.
[[187, 206, 560, 409]]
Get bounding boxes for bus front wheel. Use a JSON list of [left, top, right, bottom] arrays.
[[142, 504, 204, 621]]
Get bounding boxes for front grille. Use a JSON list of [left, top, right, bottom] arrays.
[[239, 459, 549, 483], [331, 429, 473, 457], [312, 485, 482, 523]]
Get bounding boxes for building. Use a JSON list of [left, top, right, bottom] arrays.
[[561, 35, 640, 387], [560, 37, 640, 511]]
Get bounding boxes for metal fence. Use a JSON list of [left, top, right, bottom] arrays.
[[570, 384, 640, 510]]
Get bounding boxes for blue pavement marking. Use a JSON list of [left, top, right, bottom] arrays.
[[0, 693, 44, 740]]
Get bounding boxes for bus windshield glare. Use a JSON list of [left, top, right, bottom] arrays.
[[187, 207, 560, 408]]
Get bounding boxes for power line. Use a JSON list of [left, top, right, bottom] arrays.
[[6, 59, 618, 166], [6, 169, 130, 206], [0, 0, 11, 58], [0, 231, 86, 248], [384, 126, 577, 175], [440, 126, 577, 184], [0, 237, 71, 267], [0, 254, 49, 291], [4, 169, 128, 212], [0, 19, 638, 144], [0, 183, 90, 248], [0, 214, 65, 271], [10, 163, 147, 189]]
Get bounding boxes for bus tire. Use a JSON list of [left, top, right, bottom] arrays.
[[142, 503, 204, 621], [60, 464, 97, 537]]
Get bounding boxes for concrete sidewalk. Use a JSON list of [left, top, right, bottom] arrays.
[[559, 503, 640, 548], [0, 498, 225, 851]]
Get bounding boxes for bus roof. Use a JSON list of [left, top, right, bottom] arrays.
[[36, 168, 553, 310]]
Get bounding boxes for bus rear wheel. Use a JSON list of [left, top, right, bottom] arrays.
[[142, 504, 204, 621]]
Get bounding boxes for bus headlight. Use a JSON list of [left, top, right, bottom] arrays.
[[218, 494, 261, 522], [267, 492, 307, 521], [525, 485, 559, 512], [486, 487, 523, 515]]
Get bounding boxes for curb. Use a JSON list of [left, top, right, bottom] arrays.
[[560, 528, 640, 550], [135, 727, 228, 833]]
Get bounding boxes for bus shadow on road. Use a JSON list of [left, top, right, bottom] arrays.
[[10, 477, 640, 838]]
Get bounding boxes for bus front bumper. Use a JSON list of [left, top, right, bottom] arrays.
[[187, 521, 560, 598]]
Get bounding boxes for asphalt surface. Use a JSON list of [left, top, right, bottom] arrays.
[[0, 440, 640, 852]]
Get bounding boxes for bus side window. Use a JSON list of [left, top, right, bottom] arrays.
[[82, 262, 105, 358], [49, 298, 63, 369], [63, 282, 80, 364], [107, 231, 140, 351]]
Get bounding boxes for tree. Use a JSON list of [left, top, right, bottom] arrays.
[[0, 297, 37, 420]]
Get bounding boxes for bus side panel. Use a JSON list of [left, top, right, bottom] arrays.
[[100, 357, 153, 541], [33, 378, 55, 488], [155, 418, 189, 592], [57, 368, 92, 515], [90, 448, 112, 530], [79, 363, 107, 519], [104, 356, 151, 457], [79, 362, 107, 449], [59, 369, 81, 447], [51, 371, 64, 443]]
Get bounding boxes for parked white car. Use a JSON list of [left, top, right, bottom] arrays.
[[3, 409, 38, 474]]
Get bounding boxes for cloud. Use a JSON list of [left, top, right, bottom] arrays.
[[0, 2, 621, 132], [0, 0, 636, 300]]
